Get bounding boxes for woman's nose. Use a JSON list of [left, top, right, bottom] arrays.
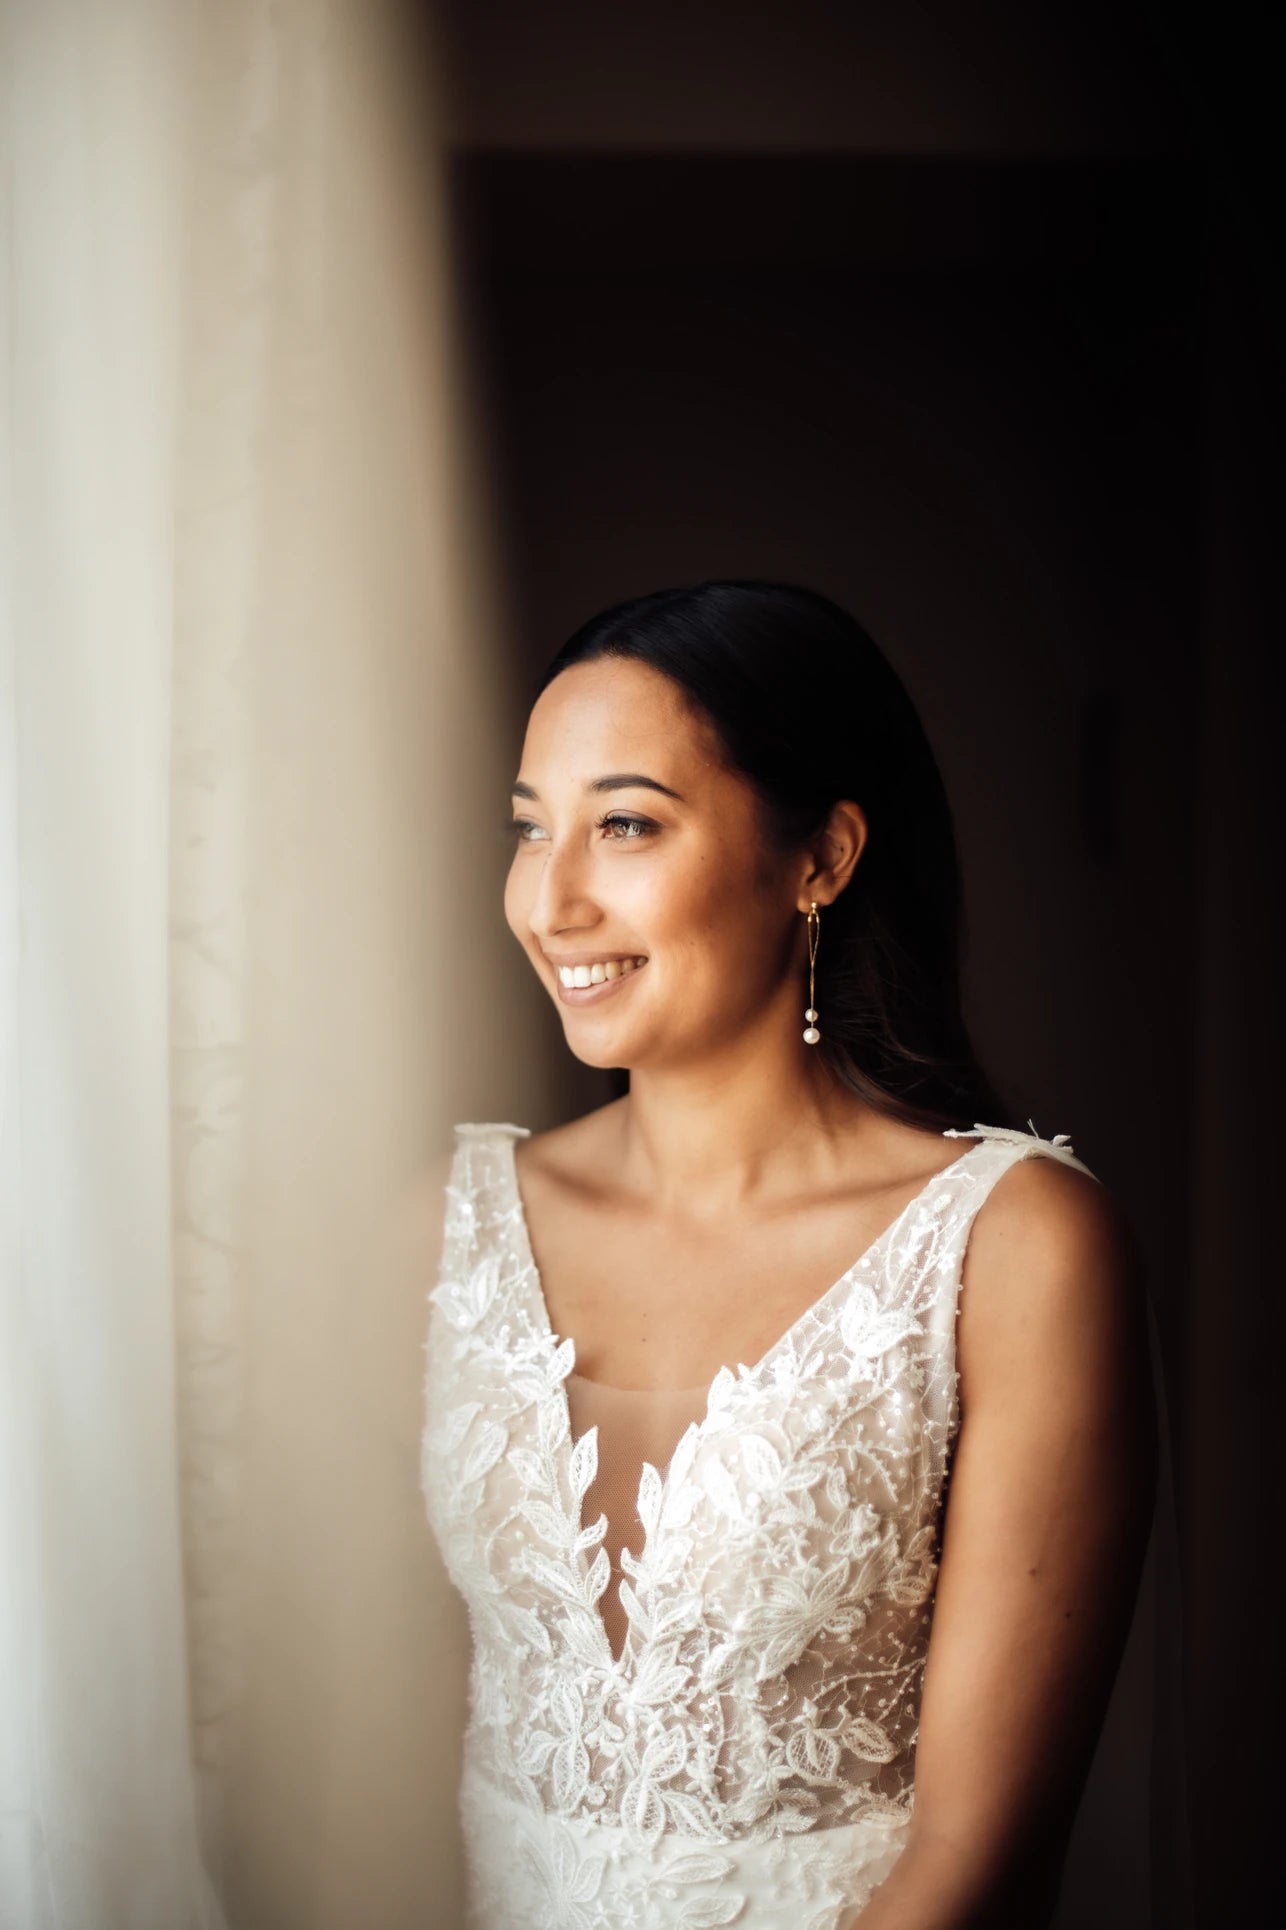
[[528, 834, 598, 932]]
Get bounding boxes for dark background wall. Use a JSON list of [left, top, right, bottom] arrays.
[[414, 4, 1282, 1922]]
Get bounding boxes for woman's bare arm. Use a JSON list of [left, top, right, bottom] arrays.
[[847, 1157, 1158, 1928]]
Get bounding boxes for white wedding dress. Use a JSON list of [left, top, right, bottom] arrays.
[[421, 1119, 1096, 1929]]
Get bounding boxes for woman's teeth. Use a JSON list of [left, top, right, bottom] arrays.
[[558, 956, 647, 988]]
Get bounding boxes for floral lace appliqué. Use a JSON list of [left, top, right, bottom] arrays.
[[422, 1119, 1091, 1928]]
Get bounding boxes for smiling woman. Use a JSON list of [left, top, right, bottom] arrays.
[[420, 581, 1156, 1930], [502, 582, 1012, 1119]]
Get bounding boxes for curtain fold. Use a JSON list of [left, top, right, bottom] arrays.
[[2, 2, 517, 1923], [1, 1, 230, 1922]]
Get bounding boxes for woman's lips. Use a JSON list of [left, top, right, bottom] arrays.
[[554, 959, 648, 1007]]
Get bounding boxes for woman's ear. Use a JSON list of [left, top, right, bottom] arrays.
[[802, 799, 867, 907]]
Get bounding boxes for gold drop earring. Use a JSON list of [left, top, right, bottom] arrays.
[[803, 901, 821, 1044]]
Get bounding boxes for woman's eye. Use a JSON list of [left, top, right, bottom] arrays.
[[596, 813, 656, 840], [506, 814, 657, 843]]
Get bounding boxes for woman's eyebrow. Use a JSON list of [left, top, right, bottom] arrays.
[[511, 774, 686, 802]]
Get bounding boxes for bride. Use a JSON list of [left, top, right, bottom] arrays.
[[418, 580, 1156, 1929]]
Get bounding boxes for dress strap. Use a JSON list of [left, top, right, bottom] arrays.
[[445, 1123, 530, 1231], [917, 1122, 1099, 1450], [941, 1119, 1098, 1182], [428, 1125, 532, 1338], [447, 1124, 532, 1218]]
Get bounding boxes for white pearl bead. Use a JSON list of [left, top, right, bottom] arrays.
[[805, 1008, 818, 1022], [803, 1026, 820, 1044]]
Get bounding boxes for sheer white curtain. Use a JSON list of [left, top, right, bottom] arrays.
[[1, 2, 523, 1924]]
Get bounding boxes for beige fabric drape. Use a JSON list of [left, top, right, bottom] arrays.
[[2, 1, 521, 1923]]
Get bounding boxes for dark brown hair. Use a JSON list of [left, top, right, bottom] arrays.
[[534, 580, 1014, 1132]]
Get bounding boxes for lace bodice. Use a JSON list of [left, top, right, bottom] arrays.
[[421, 1120, 1095, 1927], [563, 1372, 712, 1664]]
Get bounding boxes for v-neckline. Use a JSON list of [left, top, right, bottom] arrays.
[[500, 1128, 984, 1673], [505, 1129, 983, 1400]]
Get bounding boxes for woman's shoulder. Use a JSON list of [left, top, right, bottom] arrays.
[[968, 1137, 1130, 1266], [958, 1141, 1145, 1387]]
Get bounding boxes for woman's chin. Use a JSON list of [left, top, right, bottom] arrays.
[[563, 1024, 636, 1070]]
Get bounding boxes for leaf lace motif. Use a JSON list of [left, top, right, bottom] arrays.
[[423, 1120, 1089, 1923]]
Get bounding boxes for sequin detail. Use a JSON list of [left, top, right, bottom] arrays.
[[421, 1119, 1093, 1928]]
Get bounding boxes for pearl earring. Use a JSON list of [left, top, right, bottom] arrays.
[[803, 901, 821, 1044]]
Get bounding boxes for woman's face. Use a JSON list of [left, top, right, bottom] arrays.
[[505, 656, 806, 1072]]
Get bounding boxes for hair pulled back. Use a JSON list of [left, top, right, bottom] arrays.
[[534, 580, 1013, 1133]]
